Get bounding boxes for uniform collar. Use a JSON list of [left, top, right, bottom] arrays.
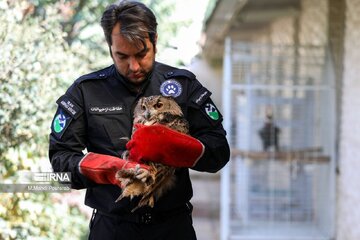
[[112, 65, 152, 94]]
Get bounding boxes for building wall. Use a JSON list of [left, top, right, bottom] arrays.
[[187, 57, 223, 110], [270, 16, 295, 45], [268, 0, 360, 239], [270, 0, 328, 46], [231, 0, 360, 239], [269, 0, 360, 239], [337, 0, 360, 239], [298, 0, 328, 46], [202, 0, 359, 238]]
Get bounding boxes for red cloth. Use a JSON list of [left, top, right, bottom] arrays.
[[79, 152, 149, 187], [126, 124, 204, 168]]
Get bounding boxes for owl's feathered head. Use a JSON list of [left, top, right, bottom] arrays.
[[133, 95, 183, 126]]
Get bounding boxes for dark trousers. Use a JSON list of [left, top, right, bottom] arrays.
[[88, 209, 197, 240]]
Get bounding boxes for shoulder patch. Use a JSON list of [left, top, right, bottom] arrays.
[[164, 69, 196, 80], [51, 108, 73, 139], [191, 87, 212, 107], [204, 102, 220, 121], [198, 98, 223, 126], [56, 95, 83, 120]]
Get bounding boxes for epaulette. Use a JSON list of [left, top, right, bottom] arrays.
[[75, 66, 112, 84], [163, 69, 196, 80]]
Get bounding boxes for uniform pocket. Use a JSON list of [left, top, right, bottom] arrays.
[[103, 120, 129, 155]]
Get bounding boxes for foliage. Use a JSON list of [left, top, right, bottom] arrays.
[[0, 1, 91, 239], [0, 189, 89, 240], [24, 0, 185, 55], [144, 0, 188, 51], [0, 0, 191, 239]]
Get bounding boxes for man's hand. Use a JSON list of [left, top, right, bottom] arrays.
[[79, 152, 150, 187], [126, 124, 205, 168]]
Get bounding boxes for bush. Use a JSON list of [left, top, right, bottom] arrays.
[[0, 1, 95, 239]]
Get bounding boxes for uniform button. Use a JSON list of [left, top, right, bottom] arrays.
[[167, 71, 173, 76]]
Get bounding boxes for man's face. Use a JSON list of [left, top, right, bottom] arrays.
[[111, 23, 156, 85]]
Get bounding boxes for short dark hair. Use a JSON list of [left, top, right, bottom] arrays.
[[101, 1, 158, 49]]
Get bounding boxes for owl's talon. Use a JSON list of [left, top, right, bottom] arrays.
[[115, 194, 124, 202], [135, 168, 150, 181], [121, 150, 130, 160]]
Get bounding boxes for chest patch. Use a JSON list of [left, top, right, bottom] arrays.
[[89, 104, 125, 114], [160, 79, 182, 98]]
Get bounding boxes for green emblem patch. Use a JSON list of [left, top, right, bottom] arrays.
[[53, 113, 67, 133], [205, 103, 219, 120]]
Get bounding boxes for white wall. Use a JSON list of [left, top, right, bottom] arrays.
[[337, 0, 360, 239], [187, 57, 223, 110]]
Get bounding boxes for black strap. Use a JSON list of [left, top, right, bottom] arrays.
[[96, 203, 192, 225]]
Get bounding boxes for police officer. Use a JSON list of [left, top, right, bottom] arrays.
[[49, 1, 230, 239]]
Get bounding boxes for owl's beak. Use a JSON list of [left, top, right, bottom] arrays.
[[145, 111, 151, 120]]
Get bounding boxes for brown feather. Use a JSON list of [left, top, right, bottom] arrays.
[[115, 95, 189, 211]]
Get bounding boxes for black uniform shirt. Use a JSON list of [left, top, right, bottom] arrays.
[[49, 62, 230, 214]]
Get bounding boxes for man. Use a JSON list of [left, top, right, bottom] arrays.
[[49, 1, 230, 239]]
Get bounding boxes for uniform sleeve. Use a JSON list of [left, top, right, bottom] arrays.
[[187, 80, 230, 173], [48, 83, 95, 189]]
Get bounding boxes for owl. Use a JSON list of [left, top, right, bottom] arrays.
[[258, 112, 280, 151], [115, 95, 189, 211]]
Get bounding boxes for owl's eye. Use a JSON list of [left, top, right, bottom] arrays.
[[155, 102, 163, 109], [141, 105, 146, 110]]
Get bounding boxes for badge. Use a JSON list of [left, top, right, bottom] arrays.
[[160, 80, 182, 98], [89, 104, 125, 114], [52, 109, 72, 139], [205, 103, 219, 120], [53, 112, 67, 133]]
